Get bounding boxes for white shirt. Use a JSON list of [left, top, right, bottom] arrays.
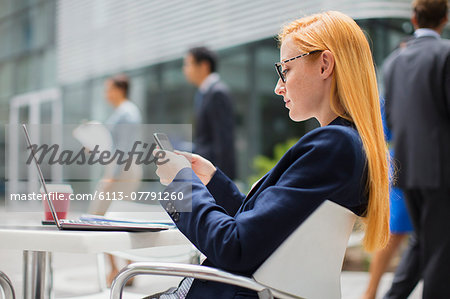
[[105, 100, 142, 177], [199, 73, 220, 93], [414, 28, 441, 39], [106, 100, 142, 125]]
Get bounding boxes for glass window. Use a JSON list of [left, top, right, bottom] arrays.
[[358, 18, 413, 69], [0, 103, 8, 122], [30, 4, 44, 48], [90, 78, 112, 122], [11, 0, 40, 13], [216, 47, 251, 180], [11, 10, 33, 54], [41, 47, 56, 89], [63, 82, 91, 124], [0, 62, 13, 100], [15, 54, 41, 93], [161, 60, 192, 124], [15, 56, 30, 94], [220, 49, 248, 92], [128, 73, 148, 120], [358, 18, 415, 94], [219, 48, 249, 129], [0, 0, 12, 19], [39, 100, 54, 124], [0, 19, 12, 60], [145, 66, 167, 124], [4, 1, 55, 58], [33, 0, 55, 48]]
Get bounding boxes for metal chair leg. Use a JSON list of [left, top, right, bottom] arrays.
[[257, 289, 274, 299], [96, 254, 107, 292]]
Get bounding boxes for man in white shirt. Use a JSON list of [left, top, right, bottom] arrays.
[[88, 74, 143, 286]]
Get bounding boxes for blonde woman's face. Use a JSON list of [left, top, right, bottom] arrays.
[[274, 36, 326, 122]]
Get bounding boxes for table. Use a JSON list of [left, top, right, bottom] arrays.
[[0, 226, 190, 299]]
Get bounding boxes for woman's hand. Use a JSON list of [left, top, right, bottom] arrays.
[[175, 151, 216, 185], [154, 150, 191, 186]]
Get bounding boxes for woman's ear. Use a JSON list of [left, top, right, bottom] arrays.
[[319, 50, 335, 80]]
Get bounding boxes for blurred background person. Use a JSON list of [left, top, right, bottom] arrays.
[[88, 74, 143, 216], [88, 74, 143, 286], [383, 0, 450, 298], [183, 46, 236, 179]]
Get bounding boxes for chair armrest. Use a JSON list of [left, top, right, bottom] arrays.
[[110, 262, 302, 299], [0, 271, 15, 299]]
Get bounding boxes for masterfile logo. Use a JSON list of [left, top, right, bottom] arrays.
[[26, 141, 169, 171]]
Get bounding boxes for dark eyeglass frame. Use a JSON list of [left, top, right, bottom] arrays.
[[275, 50, 322, 83]]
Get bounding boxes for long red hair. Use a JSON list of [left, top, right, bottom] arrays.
[[279, 11, 390, 251]]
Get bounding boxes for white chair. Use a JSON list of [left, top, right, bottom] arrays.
[[0, 271, 15, 299], [110, 200, 357, 299]]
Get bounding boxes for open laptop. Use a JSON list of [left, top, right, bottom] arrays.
[[22, 124, 169, 232]]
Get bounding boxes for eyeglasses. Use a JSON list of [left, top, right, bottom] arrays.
[[275, 50, 322, 83]]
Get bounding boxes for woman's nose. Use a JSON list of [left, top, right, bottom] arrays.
[[274, 79, 285, 96]]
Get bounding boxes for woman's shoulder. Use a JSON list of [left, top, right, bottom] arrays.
[[294, 119, 363, 155], [285, 119, 368, 214], [271, 117, 366, 177], [277, 118, 366, 179]]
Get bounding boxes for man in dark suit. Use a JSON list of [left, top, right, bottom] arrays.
[[183, 47, 236, 179], [383, 0, 450, 298]]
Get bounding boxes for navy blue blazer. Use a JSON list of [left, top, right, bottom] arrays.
[[162, 117, 369, 298]]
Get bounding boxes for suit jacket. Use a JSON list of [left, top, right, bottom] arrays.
[[383, 35, 450, 189], [162, 117, 369, 298], [194, 80, 236, 179]]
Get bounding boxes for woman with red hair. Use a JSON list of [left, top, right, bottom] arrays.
[[153, 11, 389, 298]]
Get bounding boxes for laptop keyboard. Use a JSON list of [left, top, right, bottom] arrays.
[[61, 220, 113, 226], [54, 218, 169, 231]]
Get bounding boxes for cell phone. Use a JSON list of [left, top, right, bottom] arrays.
[[153, 133, 174, 152]]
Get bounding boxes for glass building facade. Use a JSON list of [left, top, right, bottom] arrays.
[[0, 0, 57, 195], [1, 0, 449, 195]]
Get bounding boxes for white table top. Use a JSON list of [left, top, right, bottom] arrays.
[[0, 226, 190, 254]]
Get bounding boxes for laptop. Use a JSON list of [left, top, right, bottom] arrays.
[[22, 124, 169, 232]]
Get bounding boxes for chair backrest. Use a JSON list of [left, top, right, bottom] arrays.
[[253, 200, 356, 299], [0, 271, 15, 299]]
